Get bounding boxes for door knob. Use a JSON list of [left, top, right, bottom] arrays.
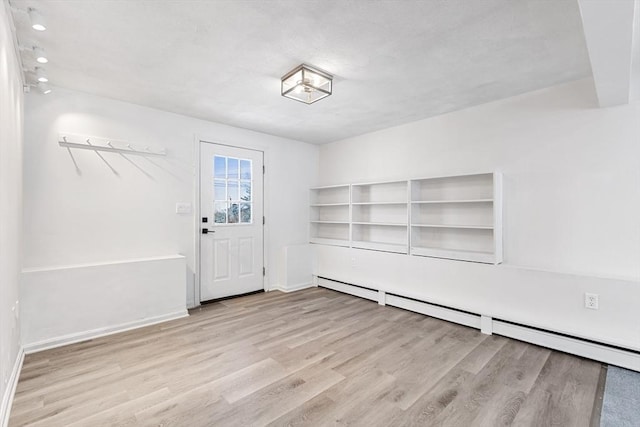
[[202, 228, 215, 234]]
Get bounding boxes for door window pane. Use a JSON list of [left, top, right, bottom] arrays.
[[240, 160, 252, 180], [228, 203, 239, 223], [240, 182, 251, 201], [214, 202, 227, 223], [214, 156, 226, 179], [228, 181, 239, 201], [227, 158, 239, 179], [214, 180, 226, 201], [240, 203, 251, 223]]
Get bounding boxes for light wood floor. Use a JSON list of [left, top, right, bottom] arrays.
[[10, 287, 604, 426]]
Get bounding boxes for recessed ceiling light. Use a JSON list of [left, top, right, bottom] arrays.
[[28, 8, 46, 31], [38, 82, 52, 94], [36, 67, 48, 83], [34, 47, 48, 64], [281, 64, 333, 104]]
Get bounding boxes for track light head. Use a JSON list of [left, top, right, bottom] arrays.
[[37, 82, 52, 94], [28, 8, 46, 31], [35, 67, 48, 83], [33, 47, 48, 64]]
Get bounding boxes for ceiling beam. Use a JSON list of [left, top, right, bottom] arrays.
[[578, 0, 638, 107]]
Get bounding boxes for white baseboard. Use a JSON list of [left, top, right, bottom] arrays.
[[269, 282, 314, 293], [317, 276, 640, 373], [24, 310, 189, 354], [318, 278, 378, 301], [493, 320, 640, 372], [1, 346, 24, 427], [386, 294, 481, 330]]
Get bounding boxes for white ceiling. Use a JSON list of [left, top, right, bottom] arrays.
[[10, 0, 592, 144]]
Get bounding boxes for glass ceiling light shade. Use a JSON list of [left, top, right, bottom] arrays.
[[28, 8, 46, 31], [281, 64, 332, 104]]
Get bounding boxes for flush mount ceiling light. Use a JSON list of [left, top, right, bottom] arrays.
[[281, 64, 332, 104], [28, 8, 46, 31]]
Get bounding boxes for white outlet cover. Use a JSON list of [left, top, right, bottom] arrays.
[[585, 293, 599, 310], [175, 202, 192, 214]]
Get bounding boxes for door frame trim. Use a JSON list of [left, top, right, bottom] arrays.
[[194, 138, 269, 307]]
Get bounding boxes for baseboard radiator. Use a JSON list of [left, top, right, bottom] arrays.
[[317, 276, 640, 372]]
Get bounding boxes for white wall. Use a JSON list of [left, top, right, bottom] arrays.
[[22, 255, 187, 351], [23, 88, 319, 308], [0, 2, 24, 423], [316, 79, 640, 350]]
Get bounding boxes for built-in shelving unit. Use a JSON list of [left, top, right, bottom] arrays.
[[410, 173, 502, 264], [309, 172, 502, 263], [309, 185, 350, 247], [351, 181, 408, 254]]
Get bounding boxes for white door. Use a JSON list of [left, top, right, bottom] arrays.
[[199, 142, 264, 301]]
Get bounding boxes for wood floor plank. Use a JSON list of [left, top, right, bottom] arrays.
[[207, 365, 345, 426], [265, 394, 337, 427], [455, 334, 509, 374], [213, 357, 288, 403], [325, 369, 397, 425], [383, 327, 488, 410], [9, 288, 603, 426], [134, 384, 231, 426], [398, 368, 475, 425], [471, 386, 527, 427], [429, 339, 537, 426]]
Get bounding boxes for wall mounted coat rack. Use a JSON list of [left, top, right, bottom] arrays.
[[58, 133, 167, 156]]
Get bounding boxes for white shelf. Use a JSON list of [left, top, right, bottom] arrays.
[[352, 201, 407, 205], [310, 185, 350, 205], [310, 184, 350, 190], [410, 172, 501, 264], [351, 181, 407, 204], [352, 202, 407, 226], [411, 224, 493, 230], [310, 237, 350, 247], [353, 221, 407, 227], [411, 173, 493, 201], [411, 246, 495, 263], [310, 220, 350, 224], [310, 203, 350, 207], [411, 199, 493, 204], [309, 186, 350, 246], [352, 241, 408, 254]]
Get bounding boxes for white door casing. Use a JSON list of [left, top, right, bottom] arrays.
[[199, 142, 264, 301]]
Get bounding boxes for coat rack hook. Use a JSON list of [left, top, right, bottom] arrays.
[[58, 133, 166, 157]]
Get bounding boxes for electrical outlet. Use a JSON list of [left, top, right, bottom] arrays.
[[585, 293, 599, 310]]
